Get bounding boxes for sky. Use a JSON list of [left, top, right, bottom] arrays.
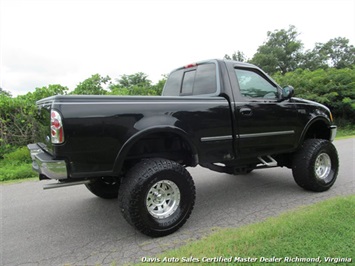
[[1, 0, 354, 96]]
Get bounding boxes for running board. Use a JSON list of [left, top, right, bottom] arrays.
[[257, 156, 278, 168], [43, 180, 90, 190]]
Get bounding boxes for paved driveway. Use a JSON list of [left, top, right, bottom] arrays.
[[1, 138, 354, 265]]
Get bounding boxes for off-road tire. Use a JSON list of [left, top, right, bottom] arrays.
[[292, 139, 339, 192], [119, 158, 195, 237], [85, 177, 120, 199]]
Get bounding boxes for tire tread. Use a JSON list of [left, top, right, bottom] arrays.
[[292, 139, 339, 192], [119, 158, 195, 237]]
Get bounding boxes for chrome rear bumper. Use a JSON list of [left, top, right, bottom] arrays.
[[27, 144, 68, 180]]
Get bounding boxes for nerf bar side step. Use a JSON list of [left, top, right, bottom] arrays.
[[43, 180, 90, 190]]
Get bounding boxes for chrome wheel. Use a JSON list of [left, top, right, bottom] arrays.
[[314, 153, 331, 180], [146, 180, 181, 219]]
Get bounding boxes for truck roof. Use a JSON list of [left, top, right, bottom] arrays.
[[169, 59, 259, 74]]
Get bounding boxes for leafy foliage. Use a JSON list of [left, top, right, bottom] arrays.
[[116, 72, 151, 88], [0, 162, 36, 181], [0, 146, 35, 181], [3, 146, 32, 164], [0, 85, 68, 158], [71, 74, 110, 95], [228, 26, 354, 78], [109, 73, 165, 96], [0, 95, 37, 157], [250, 25, 303, 75], [224, 51, 247, 62], [0, 87, 12, 97], [23, 84, 68, 101], [301, 37, 355, 70], [273, 67, 355, 123]]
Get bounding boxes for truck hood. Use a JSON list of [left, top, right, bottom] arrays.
[[291, 97, 331, 112]]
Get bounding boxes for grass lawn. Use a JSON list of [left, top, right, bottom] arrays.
[[0, 162, 37, 182], [0, 146, 37, 182], [336, 126, 355, 139], [135, 195, 355, 265]]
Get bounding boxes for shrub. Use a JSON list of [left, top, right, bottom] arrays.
[[273, 67, 355, 123], [3, 146, 32, 164], [0, 163, 36, 181], [0, 146, 35, 181]]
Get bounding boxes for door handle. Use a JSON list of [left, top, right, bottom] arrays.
[[240, 108, 252, 116]]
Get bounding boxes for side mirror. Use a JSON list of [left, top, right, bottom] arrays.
[[281, 86, 294, 100]]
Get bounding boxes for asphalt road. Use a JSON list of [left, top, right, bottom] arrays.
[[1, 138, 354, 266]]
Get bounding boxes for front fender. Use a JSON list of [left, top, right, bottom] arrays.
[[298, 116, 333, 145]]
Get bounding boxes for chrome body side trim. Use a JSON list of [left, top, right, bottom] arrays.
[[239, 130, 295, 139], [201, 130, 295, 142], [200, 135, 233, 142]]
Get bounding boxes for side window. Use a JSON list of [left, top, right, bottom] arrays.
[[235, 68, 278, 99]]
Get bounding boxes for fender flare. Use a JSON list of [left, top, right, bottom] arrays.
[[298, 116, 332, 145], [112, 126, 199, 174]]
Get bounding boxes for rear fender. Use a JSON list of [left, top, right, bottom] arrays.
[[112, 125, 198, 174]]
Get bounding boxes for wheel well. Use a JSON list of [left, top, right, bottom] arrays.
[[124, 132, 197, 167], [303, 120, 331, 141]]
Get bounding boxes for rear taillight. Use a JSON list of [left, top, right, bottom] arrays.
[[51, 110, 64, 144]]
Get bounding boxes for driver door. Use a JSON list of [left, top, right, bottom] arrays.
[[232, 67, 298, 158]]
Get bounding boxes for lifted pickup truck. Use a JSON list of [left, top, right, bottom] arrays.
[[28, 59, 339, 237]]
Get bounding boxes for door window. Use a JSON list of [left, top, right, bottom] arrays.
[[235, 69, 278, 99]]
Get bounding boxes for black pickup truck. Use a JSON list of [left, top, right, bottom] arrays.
[[28, 59, 339, 237]]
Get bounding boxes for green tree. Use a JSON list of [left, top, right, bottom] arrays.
[[116, 72, 151, 88], [320, 37, 355, 69], [299, 46, 329, 71], [151, 76, 166, 96], [72, 74, 111, 95], [250, 25, 303, 75], [110, 72, 163, 96], [301, 37, 355, 70], [0, 87, 12, 97], [224, 51, 247, 62], [21, 84, 68, 102]]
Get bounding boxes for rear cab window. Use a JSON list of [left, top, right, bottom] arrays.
[[162, 62, 219, 96]]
